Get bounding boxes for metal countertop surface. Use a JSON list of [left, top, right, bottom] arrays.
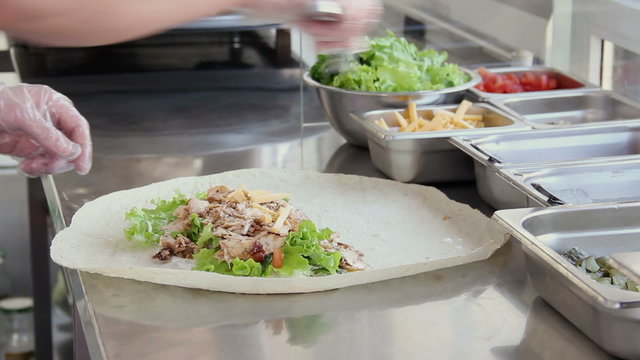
[[42, 122, 617, 360]]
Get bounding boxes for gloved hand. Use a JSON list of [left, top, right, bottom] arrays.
[[0, 83, 92, 176], [242, 0, 382, 51]]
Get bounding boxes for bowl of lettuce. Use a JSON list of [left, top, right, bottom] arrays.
[[304, 32, 480, 147]]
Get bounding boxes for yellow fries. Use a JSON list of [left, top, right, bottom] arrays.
[[375, 119, 390, 130], [455, 100, 473, 120], [407, 102, 419, 124], [401, 121, 420, 133], [393, 111, 408, 128], [375, 100, 485, 133], [462, 114, 483, 122]]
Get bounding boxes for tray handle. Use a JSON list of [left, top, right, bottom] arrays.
[[530, 183, 566, 206], [469, 142, 502, 164]]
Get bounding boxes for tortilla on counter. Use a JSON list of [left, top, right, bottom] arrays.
[[50, 169, 507, 294]]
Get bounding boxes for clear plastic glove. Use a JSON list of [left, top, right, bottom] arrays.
[[242, 0, 382, 51], [0, 83, 92, 176]]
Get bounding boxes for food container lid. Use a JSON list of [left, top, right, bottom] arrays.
[[0, 297, 33, 314]]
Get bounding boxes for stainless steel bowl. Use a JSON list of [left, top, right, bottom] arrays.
[[303, 68, 481, 147]]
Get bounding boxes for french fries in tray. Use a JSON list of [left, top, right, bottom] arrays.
[[375, 100, 485, 133]]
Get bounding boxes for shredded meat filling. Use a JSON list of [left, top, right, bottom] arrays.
[[151, 185, 366, 272], [319, 234, 368, 271], [197, 197, 293, 263], [153, 234, 199, 263]]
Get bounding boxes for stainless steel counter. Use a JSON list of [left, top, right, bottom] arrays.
[[42, 124, 617, 360]]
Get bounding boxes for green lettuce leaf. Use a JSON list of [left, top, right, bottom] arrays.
[[265, 243, 311, 277], [311, 31, 469, 92], [315, 252, 342, 275], [194, 220, 342, 277], [193, 249, 233, 274], [196, 223, 220, 248], [230, 258, 263, 277], [123, 191, 189, 245], [309, 54, 334, 86], [284, 220, 341, 275], [285, 315, 332, 348], [193, 249, 263, 277], [124, 190, 219, 247], [125, 192, 345, 278]]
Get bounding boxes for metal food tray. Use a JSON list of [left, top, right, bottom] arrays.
[[354, 103, 529, 183], [490, 90, 640, 129], [450, 125, 640, 209], [304, 69, 481, 147], [494, 203, 640, 359], [468, 66, 597, 101], [499, 158, 640, 207]]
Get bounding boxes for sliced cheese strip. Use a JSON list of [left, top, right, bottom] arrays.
[[226, 185, 248, 202], [247, 190, 271, 198], [251, 202, 277, 216], [251, 193, 292, 204], [271, 205, 292, 233], [261, 213, 273, 224]]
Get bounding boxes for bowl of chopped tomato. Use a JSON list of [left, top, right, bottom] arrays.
[[469, 66, 597, 100]]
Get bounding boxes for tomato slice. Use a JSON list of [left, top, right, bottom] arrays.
[[539, 74, 549, 90], [476, 68, 561, 93], [520, 72, 535, 86], [483, 80, 494, 92]]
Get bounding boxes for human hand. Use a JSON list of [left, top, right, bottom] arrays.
[[0, 83, 92, 176], [242, 0, 382, 51]]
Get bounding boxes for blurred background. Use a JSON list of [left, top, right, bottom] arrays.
[[0, 0, 639, 358]]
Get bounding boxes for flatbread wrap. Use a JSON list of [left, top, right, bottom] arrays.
[[50, 169, 507, 294]]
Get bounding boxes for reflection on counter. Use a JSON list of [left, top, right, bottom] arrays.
[[322, 140, 494, 216], [79, 242, 518, 359], [82, 242, 513, 329], [265, 315, 332, 349], [491, 297, 615, 360], [324, 143, 386, 179]]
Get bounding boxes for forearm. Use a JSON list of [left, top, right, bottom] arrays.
[[0, 0, 247, 46]]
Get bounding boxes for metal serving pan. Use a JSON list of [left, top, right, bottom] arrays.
[[304, 69, 481, 147], [491, 90, 640, 129], [499, 158, 640, 207], [493, 203, 640, 359], [354, 103, 529, 183], [468, 66, 597, 101], [450, 125, 640, 209]]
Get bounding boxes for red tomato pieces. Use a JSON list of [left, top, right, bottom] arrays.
[[476, 67, 559, 93]]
